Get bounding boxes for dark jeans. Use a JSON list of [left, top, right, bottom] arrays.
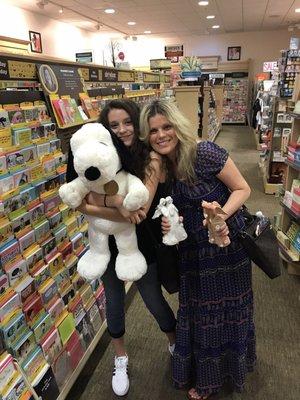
[[101, 259, 176, 339]]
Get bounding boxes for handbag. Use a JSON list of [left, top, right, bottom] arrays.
[[144, 222, 179, 294], [238, 206, 282, 279]]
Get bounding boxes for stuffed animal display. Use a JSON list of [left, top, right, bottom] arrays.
[[59, 123, 149, 281], [152, 196, 187, 245]]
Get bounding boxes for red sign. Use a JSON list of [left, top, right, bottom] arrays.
[[118, 52, 125, 61]]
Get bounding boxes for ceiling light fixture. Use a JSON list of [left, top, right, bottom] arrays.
[[105, 8, 115, 14], [206, 15, 215, 19], [144, 30, 151, 34], [212, 25, 220, 29], [295, 8, 300, 13], [127, 21, 136, 25], [59, 7, 63, 14], [198, 1, 209, 6]]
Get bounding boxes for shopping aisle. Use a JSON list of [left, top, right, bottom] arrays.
[[67, 126, 300, 400]]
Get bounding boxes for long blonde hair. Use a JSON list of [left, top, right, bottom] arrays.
[[140, 99, 197, 182]]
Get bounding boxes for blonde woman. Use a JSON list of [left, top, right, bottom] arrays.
[[140, 99, 255, 400]]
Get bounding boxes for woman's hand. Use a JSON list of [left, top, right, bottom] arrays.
[[161, 216, 171, 235], [86, 192, 124, 208], [118, 206, 147, 224], [202, 201, 229, 238]]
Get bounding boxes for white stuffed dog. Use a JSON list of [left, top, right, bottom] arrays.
[[59, 123, 149, 282], [152, 196, 187, 245]]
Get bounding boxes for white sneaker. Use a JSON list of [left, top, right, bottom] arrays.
[[168, 343, 175, 356], [112, 355, 129, 396]]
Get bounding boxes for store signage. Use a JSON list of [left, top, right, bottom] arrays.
[[0, 58, 9, 79], [89, 68, 99, 81], [263, 61, 278, 72], [75, 51, 93, 64], [197, 56, 219, 71], [36, 63, 84, 98], [164, 45, 183, 58], [150, 59, 171, 70], [134, 71, 144, 83], [78, 67, 89, 81], [102, 68, 117, 82], [117, 70, 135, 82], [143, 73, 160, 83]]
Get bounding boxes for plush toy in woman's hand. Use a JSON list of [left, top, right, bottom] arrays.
[[59, 123, 149, 282], [153, 196, 187, 245], [202, 200, 230, 247]]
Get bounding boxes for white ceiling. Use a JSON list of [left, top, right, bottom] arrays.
[[6, 0, 300, 37]]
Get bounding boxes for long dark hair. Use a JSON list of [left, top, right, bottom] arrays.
[[99, 99, 151, 180]]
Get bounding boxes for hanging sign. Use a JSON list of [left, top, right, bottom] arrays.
[[263, 61, 278, 72], [164, 45, 183, 58]]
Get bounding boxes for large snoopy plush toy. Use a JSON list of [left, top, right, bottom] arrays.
[[59, 123, 149, 282]]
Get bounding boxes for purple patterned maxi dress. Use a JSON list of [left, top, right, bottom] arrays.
[[171, 141, 256, 397]]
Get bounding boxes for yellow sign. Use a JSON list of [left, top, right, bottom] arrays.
[[78, 68, 89, 81], [143, 73, 160, 83], [8, 60, 36, 79], [118, 71, 135, 82]]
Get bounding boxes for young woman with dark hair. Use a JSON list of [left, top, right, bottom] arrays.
[[66, 99, 176, 397]]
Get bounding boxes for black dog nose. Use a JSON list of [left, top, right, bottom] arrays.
[[84, 166, 101, 181]]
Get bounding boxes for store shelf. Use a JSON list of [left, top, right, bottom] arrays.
[[278, 242, 299, 262], [57, 281, 133, 400], [288, 112, 300, 119], [285, 159, 300, 172], [258, 162, 283, 194], [279, 201, 300, 221]]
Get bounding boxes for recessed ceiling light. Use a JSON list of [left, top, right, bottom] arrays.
[[296, 8, 300, 13], [127, 21, 136, 25], [144, 30, 151, 34], [212, 25, 220, 29], [105, 8, 115, 14], [206, 15, 215, 19], [59, 7, 63, 13], [198, 1, 209, 5]]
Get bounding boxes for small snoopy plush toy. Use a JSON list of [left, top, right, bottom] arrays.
[[152, 196, 187, 245], [59, 123, 149, 282]]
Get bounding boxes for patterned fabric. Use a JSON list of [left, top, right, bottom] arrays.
[[171, 141, 256, 397]]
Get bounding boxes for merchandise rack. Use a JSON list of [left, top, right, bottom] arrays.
[[277, 74, 300, 275], [0, 50, 163, 398], [56, 282, 133, 400]]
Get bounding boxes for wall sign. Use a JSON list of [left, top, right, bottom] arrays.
[[164, 45, 183, 58]]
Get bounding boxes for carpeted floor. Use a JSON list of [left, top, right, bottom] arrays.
[[67, 126, 300, 400]]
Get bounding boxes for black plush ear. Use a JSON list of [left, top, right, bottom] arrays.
[[109, 129, 136, 175], [66, 148, 78, 183]]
